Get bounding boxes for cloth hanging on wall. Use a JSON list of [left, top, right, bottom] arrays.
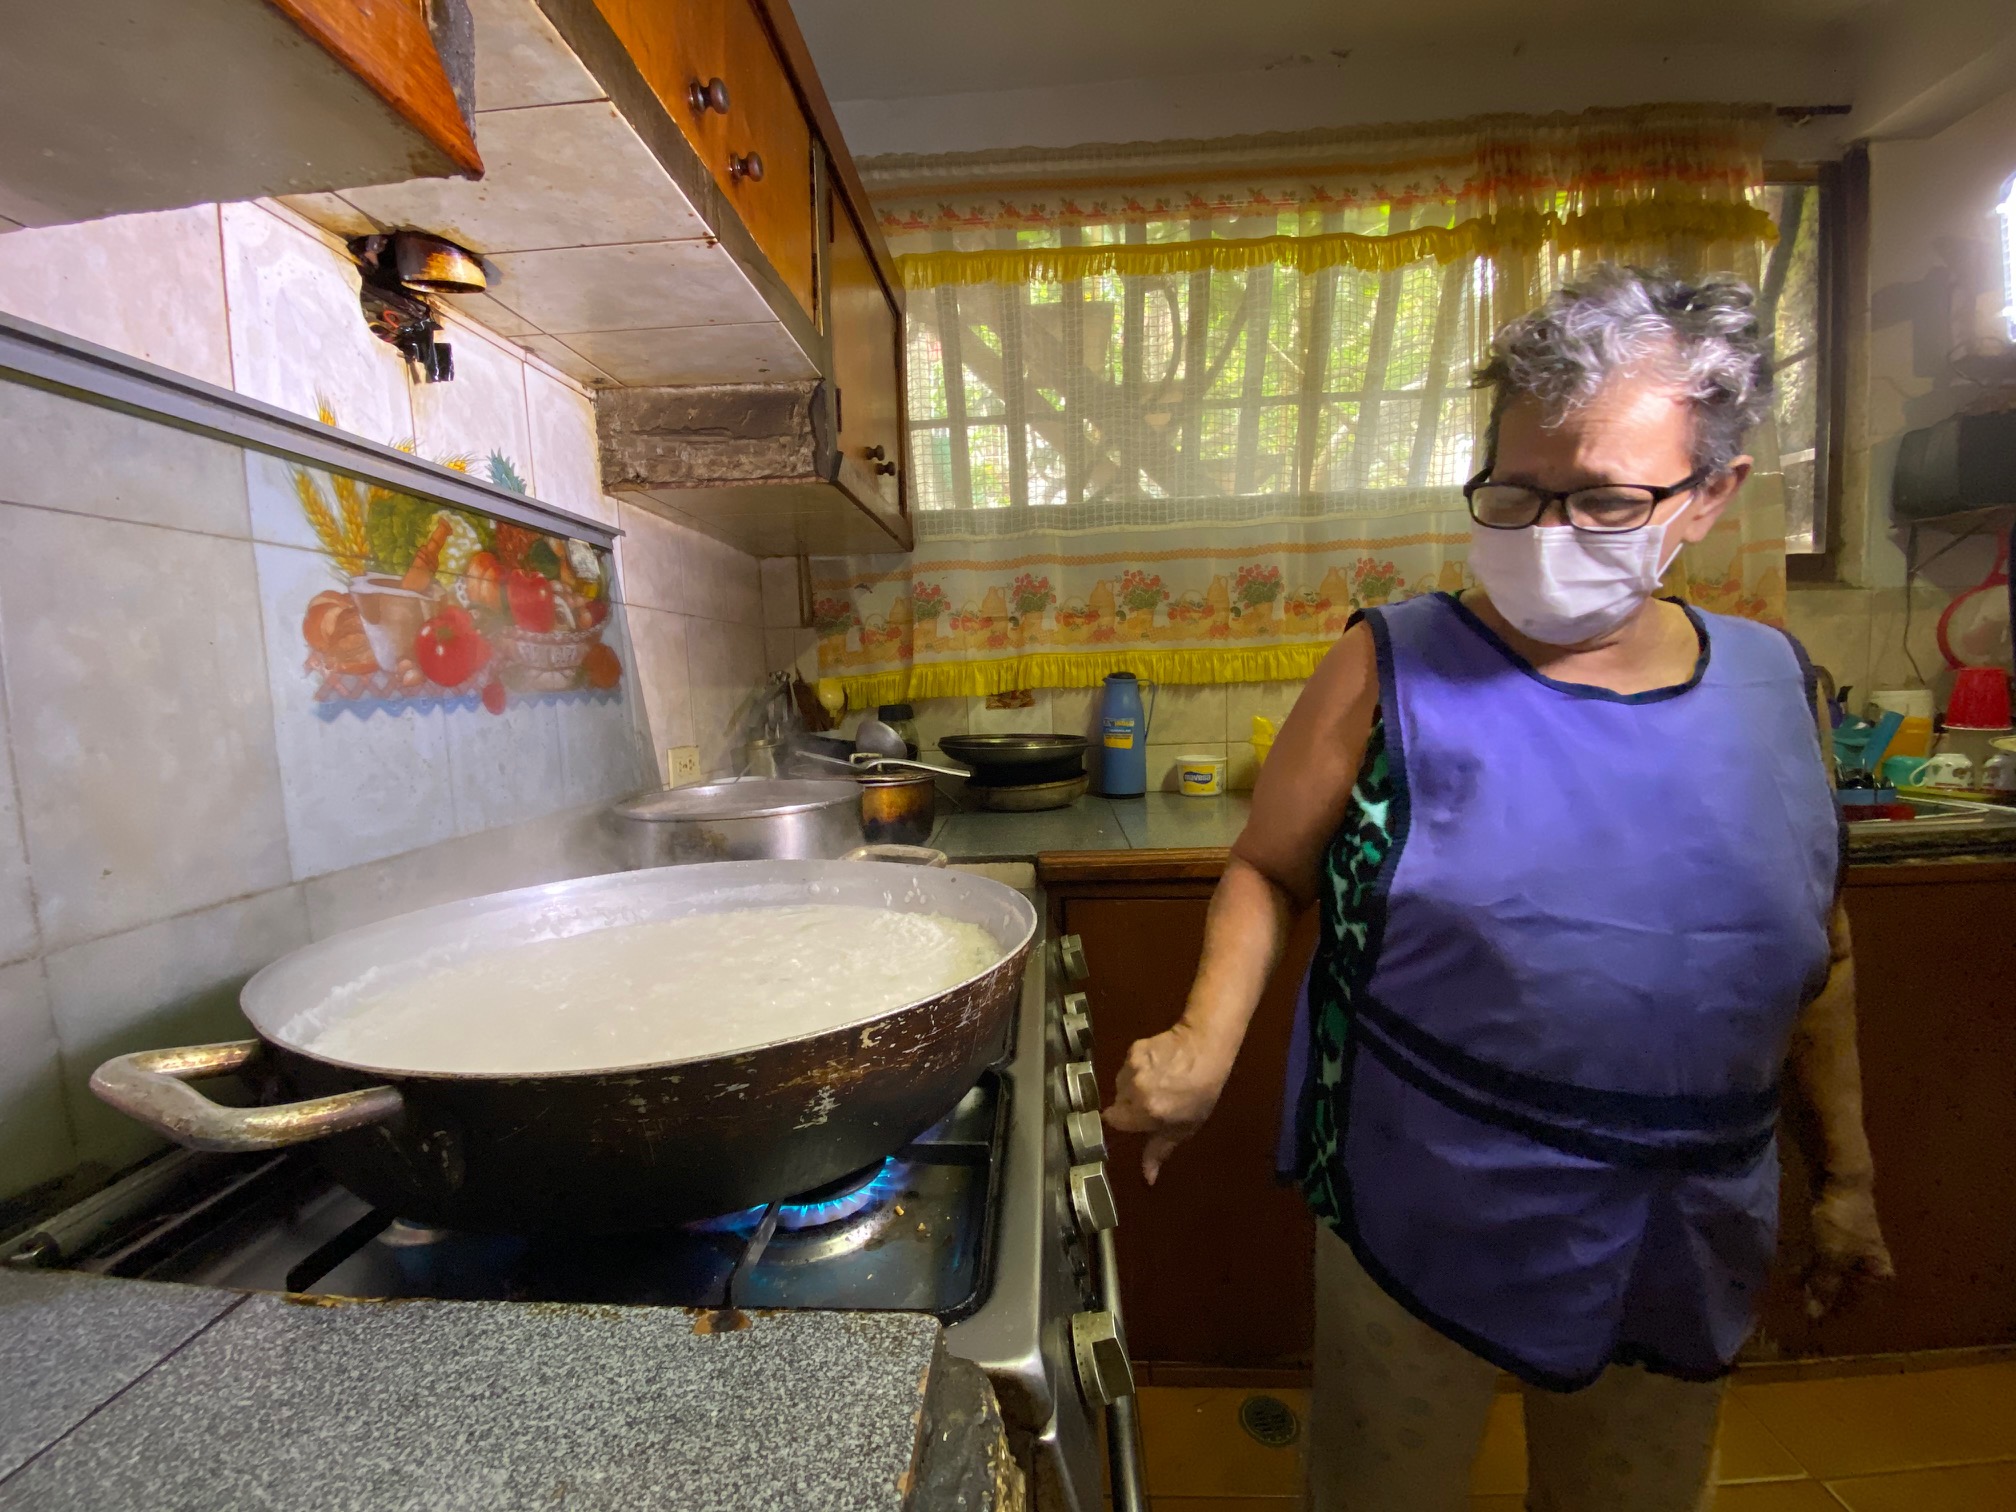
[[813, 104, 1800, 707]]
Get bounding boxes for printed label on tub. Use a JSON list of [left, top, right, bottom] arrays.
[[1102, 717, 1136, 750], [1180, 769, 1217, 793]]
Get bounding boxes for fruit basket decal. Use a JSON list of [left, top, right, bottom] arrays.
[[290, 405, 623, 720]]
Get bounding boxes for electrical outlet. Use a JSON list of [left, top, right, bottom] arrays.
[[666, 746, 703, 786]]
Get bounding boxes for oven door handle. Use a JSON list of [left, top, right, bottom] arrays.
[[1096, 1227, 1150, 1512]]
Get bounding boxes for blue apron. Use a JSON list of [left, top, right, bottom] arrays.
[[1280, 594, 1837, 1390]]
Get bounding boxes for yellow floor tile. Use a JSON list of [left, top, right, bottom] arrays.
[[1920, 1361, 2016, 1439], [1734, 1370, 2016, 1479], [1470, 1497, 1526, 1511], [1825, 1460, 2016, 1512], [1718, 1391, 1808, 1484], [1468, 1393, 1529, 1497], [1143, 1501, 1298, 1510], [1133, 1386, 1309, 1499], [1714, 1482, 1843, 1510]]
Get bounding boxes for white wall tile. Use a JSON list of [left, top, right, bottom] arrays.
[[557, 684, 651, 808], [681, 528, 763, 626], [0, 508, 290, 951], [0, 669, 39, 967], [510, 334, 616, 388], [444, 693, 566, 836], [763, 626, 818, 681], [911, 696, 970, 749], [524, 366, 608, 525], [686, 619, 767, 778], [44, 887, 308, 1172], [220, 201, 414, 447], [0, 382, 250, 537], [485, 242, 774, 334], [612, 501, 689, 613], [1226, 680, 1309, 743], [467, 0, 606, 110], [0, 961, 72, 1201], [347, 102, 707, 254], [251, 541, 458, 880], [0, 205, 233, 389], [1049, 687, 1100, 740], [970, 691, 1054, 734], [445, 290, 542, 338], [626, 605, 695, 759], [409, 315, 532, 477], [1147, 684, 1228, 745], [561, 322, 819, 385], [761, 558, 803, 628]]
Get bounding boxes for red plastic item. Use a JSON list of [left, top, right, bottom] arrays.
[[1946, 666, 2013, 730], [1840, 803, 1917, 823]]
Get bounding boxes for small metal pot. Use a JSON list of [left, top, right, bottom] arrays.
[[611, 779, 863, 866], [857, 770, 937, 847]]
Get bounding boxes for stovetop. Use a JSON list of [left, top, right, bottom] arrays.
[[137, 1072, 1011, 1321]]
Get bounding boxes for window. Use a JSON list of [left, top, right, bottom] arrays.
[[902, 183, 1842, 550]]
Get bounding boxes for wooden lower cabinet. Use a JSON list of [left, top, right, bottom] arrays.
[[1060, 887, 1318, 1368], [1055, 860, 2016, 1369]]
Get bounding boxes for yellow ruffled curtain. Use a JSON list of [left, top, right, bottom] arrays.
[[812, 105, 1789, 706]]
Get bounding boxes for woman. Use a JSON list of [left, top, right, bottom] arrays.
[[1104, 267, 1892, 1512]]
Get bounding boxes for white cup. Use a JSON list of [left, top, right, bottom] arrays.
[[1918, 752, 1975, 788], [1986, 752, 2016, 793]]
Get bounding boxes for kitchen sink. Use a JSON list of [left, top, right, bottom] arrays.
[[1842, 793, 2016, 859]]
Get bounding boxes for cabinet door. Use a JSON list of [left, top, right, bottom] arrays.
[[591, 0, 816, 317], [1067, 893, 1319, 1367], [827, 182, 904, 513], [1759, 869, 2016, 1356]]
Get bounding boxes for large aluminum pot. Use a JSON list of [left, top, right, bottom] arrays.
[[90, 849, 1035, 1235], [611, 778, 862, 866]]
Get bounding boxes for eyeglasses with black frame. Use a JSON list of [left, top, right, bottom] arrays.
[[1463, 468, 1710, 533]]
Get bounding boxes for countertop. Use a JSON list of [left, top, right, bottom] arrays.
[[928, 792, 2016, 870], [0, 1268, 1012, 1511]]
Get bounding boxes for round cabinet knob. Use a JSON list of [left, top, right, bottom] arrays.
[[688, 77, 730, 115], [1069, 1162, 1119, 1234], [1061, 1060, 1099, 1113], [1057, 934, 1090, 984], [864, 444, 887, 461], [1072, 1310, 1134, 1407], [729, 151, 765, 183], [873, 460, 898, 476], [1066, 1109, 1106, 1164]]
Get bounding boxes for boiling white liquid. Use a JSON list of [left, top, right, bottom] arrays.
[[307, 905, 1003, 1074]]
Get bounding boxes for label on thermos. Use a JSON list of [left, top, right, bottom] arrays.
[[1102, 717, 1136, 750]]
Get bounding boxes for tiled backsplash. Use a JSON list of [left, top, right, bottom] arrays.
[[0, 202, 769, 1208]]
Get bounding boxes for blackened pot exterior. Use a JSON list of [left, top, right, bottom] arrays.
[[260, 940, 1025, 1233]]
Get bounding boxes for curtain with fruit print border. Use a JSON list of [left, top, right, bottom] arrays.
[[810, 104, 1798, 707]]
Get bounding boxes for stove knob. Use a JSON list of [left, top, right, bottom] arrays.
[[1072, 1310, 1134, 1407], [1069, 1162, 1119, 1234], [1057, 934, 1090, 984], [1065, 1109, 1107, 1164], [1060, 992, 1093, 1055], [1062, 1060, 1099, 1113]]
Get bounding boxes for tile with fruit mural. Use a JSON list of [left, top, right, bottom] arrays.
[[288, 405, 623, 719]]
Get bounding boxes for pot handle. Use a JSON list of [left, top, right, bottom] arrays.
[[840, 844, 948, 868], [90, 1040, 404, 1153]]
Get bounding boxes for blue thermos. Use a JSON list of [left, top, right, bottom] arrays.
[[1098, 672, 1149, 797]]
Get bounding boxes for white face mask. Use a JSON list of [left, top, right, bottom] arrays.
[[1466, 503, 1693, 646]]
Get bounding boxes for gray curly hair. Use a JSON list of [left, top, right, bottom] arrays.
[[1473, 266, 1773, 475]]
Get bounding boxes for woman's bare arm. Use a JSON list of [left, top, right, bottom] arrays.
[[1783, 902, 1894, 1314], [1103, 623, 1381, 1182]]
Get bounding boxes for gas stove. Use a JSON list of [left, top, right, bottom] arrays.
[[3, 895, 1144, 1512]]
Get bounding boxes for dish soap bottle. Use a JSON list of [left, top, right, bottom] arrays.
[[1099, 672, 1148, 797]]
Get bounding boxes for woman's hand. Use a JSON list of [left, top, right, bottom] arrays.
[[1804, 1177, 1895, 1319], [1103, 1021, 1240, 1186]]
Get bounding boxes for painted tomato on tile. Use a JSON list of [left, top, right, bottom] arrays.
[[289, 410, 622, 719]]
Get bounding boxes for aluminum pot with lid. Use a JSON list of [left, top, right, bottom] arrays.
[[611, 778, 863, 866]]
